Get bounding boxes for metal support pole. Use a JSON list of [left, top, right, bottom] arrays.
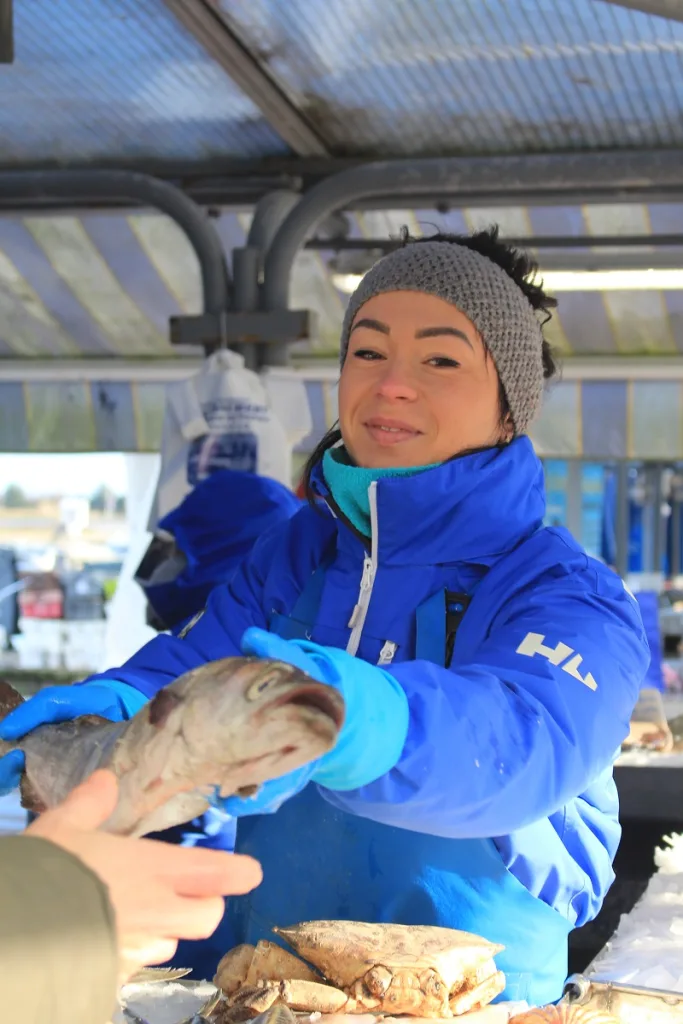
[[172, 189, 313, 354], [653, 464, 666, 575], [0, 170, 230, 316], [672, 496, 682, 580], [247, 189, 301, 256], [616, 462, 630, 579], [565, 462, 583, 542], [247, 190, 301, 368], [231, 246, 260, 370]]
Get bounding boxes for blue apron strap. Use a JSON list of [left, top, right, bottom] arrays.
[[269, 535, 336, 641], [416, 589, 471, 667], [417, 527, 542, 666], [415, 590, 447, 664]]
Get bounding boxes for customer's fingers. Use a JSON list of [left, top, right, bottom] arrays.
[[118, 936, 179, 987], [124, 892, 228, 942], [146, 842, 262, 897]]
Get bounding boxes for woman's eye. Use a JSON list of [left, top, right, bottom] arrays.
[[427, 356, 460, 368], [352, 348, 383, 361]]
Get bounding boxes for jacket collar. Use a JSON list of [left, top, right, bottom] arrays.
[[310, 436, 546, 567]]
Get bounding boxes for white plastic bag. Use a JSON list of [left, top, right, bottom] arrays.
[[260, 366, 314, 449], [149, 350, 309, 528]]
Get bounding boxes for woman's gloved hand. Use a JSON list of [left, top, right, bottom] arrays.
[[212, 627, 410, 817], [0, 750, 26, 798], [0, 681, 148, 798]]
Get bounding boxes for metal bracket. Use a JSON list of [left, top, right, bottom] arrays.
[[0, 0, 12, 63], [170, 310, 317, 350]]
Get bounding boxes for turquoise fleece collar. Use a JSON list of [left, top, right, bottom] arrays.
[[310, 437, 545, 567], [321, 447, 438, 536]]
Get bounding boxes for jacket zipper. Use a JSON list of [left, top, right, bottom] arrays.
[[377, 640, 397, 665], [346, 481, 378, 656]]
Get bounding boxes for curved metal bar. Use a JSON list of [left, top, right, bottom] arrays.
[[246, 188, 300, 257], [263, 151, 683, 311], [0, 169, 230, 313]]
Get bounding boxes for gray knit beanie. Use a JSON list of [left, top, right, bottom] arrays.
[[339, 240, 546, 435]]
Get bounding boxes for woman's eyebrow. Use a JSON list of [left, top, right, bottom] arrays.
[[350, 317, 390, 335], [415, 326, 473, 349]]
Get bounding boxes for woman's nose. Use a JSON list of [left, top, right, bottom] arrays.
[[375, 364, 418, 401]]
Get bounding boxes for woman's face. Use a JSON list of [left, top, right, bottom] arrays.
[[338, 290, 511, 469]]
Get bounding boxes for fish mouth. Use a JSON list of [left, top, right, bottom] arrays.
[[270, 683, 345, 731]]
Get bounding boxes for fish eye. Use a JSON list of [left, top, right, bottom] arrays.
[[246, 671, 281, 702]]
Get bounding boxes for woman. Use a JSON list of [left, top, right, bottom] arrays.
[[0, 228, 648, 1006]]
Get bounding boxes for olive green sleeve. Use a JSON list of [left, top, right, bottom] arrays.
[[0, 835, 118, 1024]]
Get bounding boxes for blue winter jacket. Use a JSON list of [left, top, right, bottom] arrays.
[[91, 438, 648, 935]]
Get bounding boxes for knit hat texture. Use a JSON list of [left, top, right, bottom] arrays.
[[339, 241, 545, 435]]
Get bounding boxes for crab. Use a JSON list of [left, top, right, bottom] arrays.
[[213, 921, 506, 1019]]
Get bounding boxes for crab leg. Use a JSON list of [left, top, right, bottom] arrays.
[[280, 979, 349, 1013], [246, 941, 320, 987], [449, 971, 506, 1016], [214, 944, 256, 996]]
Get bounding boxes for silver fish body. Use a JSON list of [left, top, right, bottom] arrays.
[[0, 657, 344, 836], [249, 1004, 298, 1024]]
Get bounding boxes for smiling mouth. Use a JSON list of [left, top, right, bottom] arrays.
[[365, 422, 421, 443]]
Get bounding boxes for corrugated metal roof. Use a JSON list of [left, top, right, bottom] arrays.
[[3, 201, 683, 360], [0, 0, 290, 167], [217, 0, 683, 155], [2, 1, 682, 169]]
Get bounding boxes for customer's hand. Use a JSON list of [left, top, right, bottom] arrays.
[[26, 770, 262, 984]]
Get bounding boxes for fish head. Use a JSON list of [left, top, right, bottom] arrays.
[[157, 657, 345, 795]]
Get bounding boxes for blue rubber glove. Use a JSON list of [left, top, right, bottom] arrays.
[[0, 681, 148, 798], [214, 627, 410, 817], [0, 749, 27, 798]]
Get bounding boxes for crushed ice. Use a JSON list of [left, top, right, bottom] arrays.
[[588, 832, 683, 994]]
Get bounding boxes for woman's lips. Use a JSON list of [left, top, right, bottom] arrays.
[[364, 419, 421, 445]]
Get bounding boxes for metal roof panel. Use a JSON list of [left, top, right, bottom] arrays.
[[217, 0, 683, 155], [0, 0, 290, 167]]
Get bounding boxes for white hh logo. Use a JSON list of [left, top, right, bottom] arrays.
[[515, 632, 598, 691]]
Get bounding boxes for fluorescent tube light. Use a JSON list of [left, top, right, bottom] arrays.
[[331, 273, 365, 294], [540, 269, 683, 291], [333, 268, 683, 296]]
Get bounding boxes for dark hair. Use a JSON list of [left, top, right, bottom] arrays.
[[301, 225, 558, 501]]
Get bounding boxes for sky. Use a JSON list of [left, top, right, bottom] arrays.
[[0, 453, 129, 498]]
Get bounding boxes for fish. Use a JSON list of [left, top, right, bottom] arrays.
[[249, 1005, 298, 1024], [117, 973, 221, 1024], [179, 988, 223, 1024], [0, 657, 345, 836], [128, 967, 193, 985]]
